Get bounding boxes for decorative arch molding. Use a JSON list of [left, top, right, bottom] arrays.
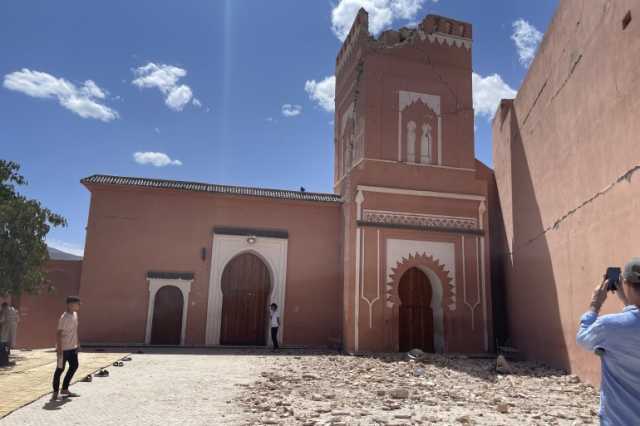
[[205, 234, 288, 345], [386, 239, 456, 310], [144, 277, 192, 345], [398, 90, 443, 165], [383, 239, 456, 353], [387, 253, 454, 310]]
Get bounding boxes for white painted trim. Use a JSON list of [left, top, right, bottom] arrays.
[[354, 190, 364, 352], [205, 234, 288, 346], [363, 158, 476, 172], [480, 235, 488, 351], [463, 238, 480, 331], [357, 185, 486, 201], [365, 209, 477, 223], [360, 229, 381, 329], [386, 238, 456, 352], [437, 115, 442, 165], [478, 200, 488, 350], [145, 278, 192, 345], [355, 190, 365, 220], [478, 201, 487, 230], [399, 91, 441, 114], [398, 91, 442, 165], [418, 30, 472, 50]]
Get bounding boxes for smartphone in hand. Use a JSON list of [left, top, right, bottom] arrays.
[[605, 267, 622, 292], [57, 353, 63, 369]]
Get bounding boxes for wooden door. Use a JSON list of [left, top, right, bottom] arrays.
[[151, 286, 184, 345], [398, 267, 434, 352], [220, 253, 270, 345]]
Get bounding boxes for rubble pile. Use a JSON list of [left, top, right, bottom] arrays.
[[237, 352, 599, 425]]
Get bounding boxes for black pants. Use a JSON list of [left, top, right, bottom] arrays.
[[52, 349, 79, 392], [271, 327, 279, 349]]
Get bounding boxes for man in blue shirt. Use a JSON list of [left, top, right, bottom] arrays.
[[577, 258, 640, 425]]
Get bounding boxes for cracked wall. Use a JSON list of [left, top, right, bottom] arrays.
[[493, 0, 640, 385]]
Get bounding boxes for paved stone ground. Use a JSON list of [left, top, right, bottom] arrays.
[[0, 349, 124, 419], [0, 349, 268, 426]]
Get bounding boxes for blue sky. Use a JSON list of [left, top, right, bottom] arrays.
[[0, 0, 557, 256]]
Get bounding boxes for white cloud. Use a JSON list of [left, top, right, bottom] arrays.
[[305, 75, 336, 112], [133, 151, 182, 167], [132, 63, 197, 111], [265, 117, 274, 122], [281, 104, 302, 117], [472, 72, 517, 121], [3, 69, 118, 122], [165, 85, 192, 111], [192, 98, 202, 107], [331, 0, 426, 41], [154, 127, 161, 134], [511, 19, 543, 68]]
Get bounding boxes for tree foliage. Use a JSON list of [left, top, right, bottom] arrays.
[[0, 160, 66, 296]]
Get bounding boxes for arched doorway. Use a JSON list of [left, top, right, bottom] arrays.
[[220, 253, 271, 345], [151, 286, 184, 345], [398, 267, 435, 352]]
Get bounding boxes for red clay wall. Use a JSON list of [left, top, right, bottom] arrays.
[[79, 185, 342, 348], [12, 260, 83, 349], [492, 0, 640, 384]]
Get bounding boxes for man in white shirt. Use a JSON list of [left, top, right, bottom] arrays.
[[51, 296, 81, 401], [0, 302, 19, 349], [270, 303, 280, 350]]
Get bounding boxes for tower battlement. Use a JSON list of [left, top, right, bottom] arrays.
[[335, 8, 370, 75], [336, 10, 473, 76]]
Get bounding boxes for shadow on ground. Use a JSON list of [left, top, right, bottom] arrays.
[[42, 398, 72, 411]]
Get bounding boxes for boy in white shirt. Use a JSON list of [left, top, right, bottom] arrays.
[[270, 303, 280, 350], [51, 296, 81, 401]]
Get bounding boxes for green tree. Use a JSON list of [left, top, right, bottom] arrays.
[[0, 160, 66, 296]]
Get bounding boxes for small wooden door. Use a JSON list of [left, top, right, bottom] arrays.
[[220, 253, 270, 345], [398, 267, 434, 352], [151, 286, 184, 345]]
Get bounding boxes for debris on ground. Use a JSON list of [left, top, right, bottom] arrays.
[[237, 353, 599, 425]]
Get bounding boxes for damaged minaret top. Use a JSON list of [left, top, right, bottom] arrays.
[[336, 8, 473, 75]]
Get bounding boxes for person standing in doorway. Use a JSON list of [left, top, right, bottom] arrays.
[[270, 303, 280, 350], [52, 296, 81, 401], [0, 302, 19, 350]]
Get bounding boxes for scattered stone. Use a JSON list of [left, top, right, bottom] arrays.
[[496, 355, 512, 374], [394, 412, 413, 419], [497, 403, 510, 414], [236, 352, 599, 425], [406, 348, 426, 360], [414, 367, 426, 377], [389, 388, 409, 399], [457, 415, 474, 424]]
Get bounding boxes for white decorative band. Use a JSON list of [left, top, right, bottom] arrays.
[[363, 209, 478, 231], [419, 31, 472, 50]]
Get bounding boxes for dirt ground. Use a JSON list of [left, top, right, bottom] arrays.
[[1, 349, 601, 425], [238, 352, 600, 425]]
